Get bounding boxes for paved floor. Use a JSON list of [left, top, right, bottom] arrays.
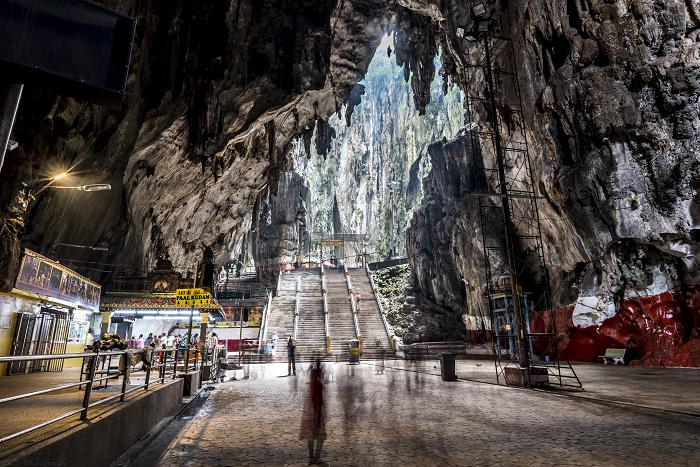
[[149, 359, 700, 466]]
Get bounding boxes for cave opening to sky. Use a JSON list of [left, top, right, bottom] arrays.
[[292, 34, 464, 264]]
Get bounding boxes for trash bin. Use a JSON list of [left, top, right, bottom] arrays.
[[348, 339, 360, 364], [439, 353, 456, 381]]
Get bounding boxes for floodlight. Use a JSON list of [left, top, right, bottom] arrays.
[[471, 3, 487, 18], [476, 20, 491, 32]]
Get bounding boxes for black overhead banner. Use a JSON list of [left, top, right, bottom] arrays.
[[0, 0, 135, 109]]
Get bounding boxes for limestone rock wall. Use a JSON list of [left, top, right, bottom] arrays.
[[404, 0, 700, 358], [1, 0, 393, 284], [2, 0, 699, 364]]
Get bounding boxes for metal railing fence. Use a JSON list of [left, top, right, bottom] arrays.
[[0, 346, 205, 444]]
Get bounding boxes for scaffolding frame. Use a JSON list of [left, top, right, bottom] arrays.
[[463, 34, 582, 389]]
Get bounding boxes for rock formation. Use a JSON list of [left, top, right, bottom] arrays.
[[1, 1, 699, 364]]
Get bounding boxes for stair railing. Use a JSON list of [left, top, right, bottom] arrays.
[[276, 271, 282, 297], [323, 291, 330, 355], [321, 266, 330, 354], [294, 275, 300, 341], [344, 263, 353, 294], [351, 294, 362, 353], [366, 264, 396, 352], [258, 291, 273, 353]]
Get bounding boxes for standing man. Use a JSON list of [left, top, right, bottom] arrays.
[[287, 336, 296, 376]]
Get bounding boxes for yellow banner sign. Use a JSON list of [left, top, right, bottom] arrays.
[[176, 288, 211, 307], [321, 240, 344, 246]]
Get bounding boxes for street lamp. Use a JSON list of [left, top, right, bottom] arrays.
[[49, 184, 112, 191], [51, 242, 109, 253], [21, 171, 111, 203], [12, 173, 112, 237]]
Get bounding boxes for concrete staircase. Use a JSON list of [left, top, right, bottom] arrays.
[[349, 268, 392, 357], [265, 272, 297, 343], [263, 267, 392, 361], [295, 270, 325, 358], [325, 268, 356, 360]]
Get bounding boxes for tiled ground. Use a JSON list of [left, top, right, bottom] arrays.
[[157, 360, 700, 466]]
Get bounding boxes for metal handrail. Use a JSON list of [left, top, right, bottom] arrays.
[[258, 292, 273, 352], [294, 277, 300, 341], [366, 264, 396, 350], [351, 295, 362, 352], [344, 263, 352, 294], [323, 290, 330, 355], [0, 346, 194, 444]]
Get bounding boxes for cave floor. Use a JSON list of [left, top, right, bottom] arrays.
[[133, 359, 700, 466]]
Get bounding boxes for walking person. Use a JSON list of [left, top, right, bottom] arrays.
[[287, 336, 297, 376], [375, 337, 385, 374], [299, 358, 326, 464], [271, 332, 278, 359]]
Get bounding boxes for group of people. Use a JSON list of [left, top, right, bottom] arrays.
[[127, 331, 220, 351]]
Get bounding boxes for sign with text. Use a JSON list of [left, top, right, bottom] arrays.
[[175, 288, 211, 307], [321, 240, 344, 247]]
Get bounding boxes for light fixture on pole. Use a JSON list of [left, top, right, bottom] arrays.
[[461, 3, 497, 42], [471, 2, 487, 18], [50, 184, 112, 192], [51, 242, 109, 253], [460, 4, 530, 369]]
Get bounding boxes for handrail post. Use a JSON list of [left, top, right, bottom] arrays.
[[119, 354, 129, 402], [159, 350, 166, 382], [323, 287, 330, 355], [145, 363, 151, 390], [80, 353, 98, 420], [174, 348, 179, 378], [344, 263, 352, 294], [352, 295, 362, 350], [294, 278, 300, 341]]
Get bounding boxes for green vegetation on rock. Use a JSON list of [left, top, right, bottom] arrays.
[[372, 265, 412, 336]]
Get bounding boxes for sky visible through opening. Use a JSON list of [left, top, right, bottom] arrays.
[[305, 33, 464, 261]]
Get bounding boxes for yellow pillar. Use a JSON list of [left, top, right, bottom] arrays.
[[100, 312, 113, 338]]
